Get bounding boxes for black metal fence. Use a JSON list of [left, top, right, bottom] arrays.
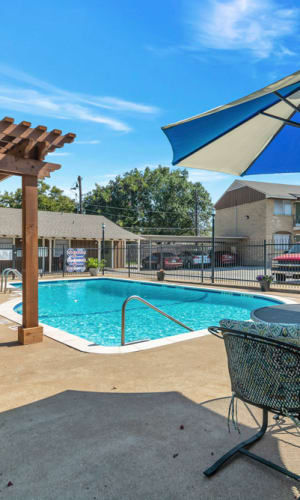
[[0, 240, 299, 291], [110, 240, 300, 291]]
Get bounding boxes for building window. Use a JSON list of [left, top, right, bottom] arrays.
[[274, 200, 292, 215], [273, 233, 290, 251]]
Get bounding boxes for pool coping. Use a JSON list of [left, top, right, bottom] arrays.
[[0, 276, 296, 354]]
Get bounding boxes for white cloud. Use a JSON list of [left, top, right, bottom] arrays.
[[0, 64, 159, 132], [47, 152, 72, 157], [84, 96, 159, 114], [76, 139, 101, 145], [95, 173, 118, 186], [187, 170, 228, 182], [188, 0, 299, 59]]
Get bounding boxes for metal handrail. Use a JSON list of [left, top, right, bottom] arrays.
[[1, 268, 22, 293], [121, 295, 193, 346]]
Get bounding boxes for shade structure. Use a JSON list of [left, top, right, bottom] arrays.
[[162, 70, 300, 176]]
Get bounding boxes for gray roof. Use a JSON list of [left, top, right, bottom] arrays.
[[227, 180, 300, 199], [0, 208, 140, 240]]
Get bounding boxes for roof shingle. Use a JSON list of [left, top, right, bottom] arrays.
[[0, 208, 139, 240]]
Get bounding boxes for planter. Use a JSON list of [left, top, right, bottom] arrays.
[[260, 281, 270, 292], [89, 267, 98, 276], [157, 270, 165, 281]]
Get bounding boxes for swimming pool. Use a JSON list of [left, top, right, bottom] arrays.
[[13, 278, 282, 347]]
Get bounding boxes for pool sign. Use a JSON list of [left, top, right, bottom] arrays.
[[66, 248, 87, 273]]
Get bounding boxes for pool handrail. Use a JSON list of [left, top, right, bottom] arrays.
[[1, 268, 22, 293], [121, 295, 193, 346]]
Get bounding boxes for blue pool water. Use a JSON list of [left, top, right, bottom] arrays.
[[14, 278, 281, 346]]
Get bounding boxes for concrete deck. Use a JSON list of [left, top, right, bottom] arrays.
[[0, 285, 299, 499]]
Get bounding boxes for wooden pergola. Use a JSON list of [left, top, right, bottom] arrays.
[[0, 117, 75, 344]]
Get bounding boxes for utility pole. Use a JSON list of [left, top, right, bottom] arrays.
[[77, 176, 83, 214], [194, 191, 199, 236]]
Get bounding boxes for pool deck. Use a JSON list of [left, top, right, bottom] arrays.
[[0, 281, 299, 499]]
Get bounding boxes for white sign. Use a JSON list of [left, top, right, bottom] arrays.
[[66, 248, 87, 273]]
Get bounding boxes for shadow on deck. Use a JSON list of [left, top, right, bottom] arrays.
[[0, 390, 298, 499]]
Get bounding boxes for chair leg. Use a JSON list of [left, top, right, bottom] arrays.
[[203, 409, 268, 477], [204, 409, 300, 481]]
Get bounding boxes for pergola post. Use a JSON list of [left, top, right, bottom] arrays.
[[0, 116, 75, 347], [18, 175, 43, 344]]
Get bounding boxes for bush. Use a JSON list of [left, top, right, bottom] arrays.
[[86, 257, 106, 270], [87, 258, 99, 269]]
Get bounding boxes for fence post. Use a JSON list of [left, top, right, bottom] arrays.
[[128, 245, 131, 278], [12, 244, 16, 269], [263, 240, 267, 275], [102, 243, 105, 276], [149, 241, 152, 271], [201, 243, 204, 283], [62, 246, 65, 277], [211, 240, 215, 284], [137, 240, 141, 273]]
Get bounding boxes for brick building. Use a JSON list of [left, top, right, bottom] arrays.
[[215, 180, 300, 247]]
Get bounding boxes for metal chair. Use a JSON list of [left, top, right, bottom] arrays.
[[204, 325, 300, 481]]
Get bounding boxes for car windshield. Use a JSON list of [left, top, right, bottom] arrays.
[[288, 244, 300, 254]]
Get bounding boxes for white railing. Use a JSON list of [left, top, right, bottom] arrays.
[[121, 295, 193, 346], [1, 268, 22, 293]]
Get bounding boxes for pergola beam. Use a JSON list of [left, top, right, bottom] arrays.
[[0, 154, 60, 178], [0, 118, 76, 168]]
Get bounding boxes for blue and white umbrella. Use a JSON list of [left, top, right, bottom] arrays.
[[162, 70, 300, 177]]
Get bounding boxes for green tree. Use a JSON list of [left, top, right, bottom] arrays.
[[0, 180, 76, 212], [83, 166, 213, 235]]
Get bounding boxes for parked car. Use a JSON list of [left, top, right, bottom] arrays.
[[178, 250, 211, 269], [142, 252, 183, 270], [211, 251, 238, 267], [272, 244, 300, 282]]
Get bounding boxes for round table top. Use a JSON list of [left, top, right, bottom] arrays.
[[252, 303, 300, 324]]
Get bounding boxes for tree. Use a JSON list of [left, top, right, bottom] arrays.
[[0, 180, 76, 212], [83, 166, 213, 235]]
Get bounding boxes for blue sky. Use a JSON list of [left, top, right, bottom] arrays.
[[0, 0, 299, 204]]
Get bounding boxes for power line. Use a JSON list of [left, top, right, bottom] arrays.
[[83, 203, 188, 216]]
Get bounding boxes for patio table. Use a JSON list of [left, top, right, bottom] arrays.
[[252, 303, 300, 323]]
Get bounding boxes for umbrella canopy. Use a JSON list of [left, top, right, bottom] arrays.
[[162, 70, 300, 177]]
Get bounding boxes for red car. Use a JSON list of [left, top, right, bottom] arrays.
[[213, 251, 238, 266], [142, 252, 183, 270], [272, 244, 300, 281]]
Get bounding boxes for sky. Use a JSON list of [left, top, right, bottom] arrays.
[[0, 0, 299, 205]]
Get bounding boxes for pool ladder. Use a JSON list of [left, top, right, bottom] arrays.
[[121, 295, 193, 346], [1, 268, 22, 293]]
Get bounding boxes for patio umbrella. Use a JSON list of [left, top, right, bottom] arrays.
[[162, 70, 300, 176]]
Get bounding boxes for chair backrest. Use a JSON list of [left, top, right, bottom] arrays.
[[223, 330, 300, 416]]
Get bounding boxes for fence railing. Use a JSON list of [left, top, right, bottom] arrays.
[[1, 240, 299, 291], [110, 240, 300, 291]]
